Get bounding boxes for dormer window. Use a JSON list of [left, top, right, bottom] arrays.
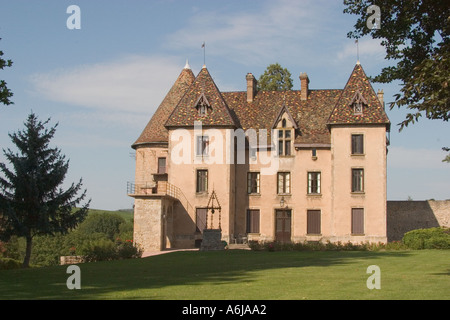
[[195, 93, 211, 116], [278, 119, 292, 156], [350, 90, 367, 116]]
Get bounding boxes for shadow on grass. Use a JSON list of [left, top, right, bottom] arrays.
[[0, 249, 418, 300]]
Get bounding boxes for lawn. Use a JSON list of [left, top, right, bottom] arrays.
[[0, 249, 448, 300]]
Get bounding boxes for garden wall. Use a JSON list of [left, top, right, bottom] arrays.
[[387, 200, 450, 242]]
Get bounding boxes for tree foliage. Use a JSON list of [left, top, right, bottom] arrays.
[[343, 0, 450, 130], [257, 63, 293, 91], [0, 113, 90, 267], [0, 37, 13, 106]]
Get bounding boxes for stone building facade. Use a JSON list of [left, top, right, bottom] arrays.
[[129, 61, 391, 252]]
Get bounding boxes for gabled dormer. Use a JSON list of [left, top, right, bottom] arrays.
[[195, 93, 211, 116], [272, 104, 298, 156], [349, 90, 368, 116]]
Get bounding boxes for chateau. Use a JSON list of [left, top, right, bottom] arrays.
[[129, 60, 390, 252]]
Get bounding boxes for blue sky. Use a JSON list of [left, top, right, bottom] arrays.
[[0, 0, 448, 210]]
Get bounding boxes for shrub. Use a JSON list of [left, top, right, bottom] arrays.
[[402, 227, 450, 249], [81, 239, 117, 262], [116, 239, 142, 259], [0, 257, 22, 270]]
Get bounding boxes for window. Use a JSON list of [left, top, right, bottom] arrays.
[[277, 172, 291, 194], [246, 209, 260, 233], [196, 94, 210, 116], [351, 134, 364, 155], [157, 157, 166, 174], [352, 168, 364, 192], [196, 208, 207, 233], [307, 172, 321, 194], [307, 210, 321, 234], [351, 208, 364, 234], [247, 172, 260, 194], [350, 91, 367, 116], [196, 136, 209, 157], [277, 120, 292, 156], [196, 170, 208, 193]]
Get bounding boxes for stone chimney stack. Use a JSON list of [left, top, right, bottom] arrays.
[[377, 89, 384, 109], [246, 73, 257, 103], [300, 73, 309, 101]]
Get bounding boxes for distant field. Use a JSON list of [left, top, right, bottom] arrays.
[[85, 208, 133, 221], [0, 249, 448, 300]]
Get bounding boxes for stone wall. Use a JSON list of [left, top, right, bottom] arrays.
[[387, 200, 450, 242]]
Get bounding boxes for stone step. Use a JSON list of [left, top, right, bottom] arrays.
[[228, 243, 251, 250]]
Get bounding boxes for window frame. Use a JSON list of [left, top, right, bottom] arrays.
[[307, 172, 321, 195], [351, 134, 364, 155], [247, 172, 260, 194], [351, 208, 365, 235], [196, 135, 210, 157], [246, 209, 260, 234], [277, 172, 291, 195], [196, 169, 208, 193], [307, 210, 321, 235], [351, 168, 364, 193]]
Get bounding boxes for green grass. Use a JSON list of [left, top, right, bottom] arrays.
[[0, 250, 448, 300]]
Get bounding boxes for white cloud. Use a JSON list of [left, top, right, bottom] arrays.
[[28, 55, 185, 114], [166, 0, 338, 66]]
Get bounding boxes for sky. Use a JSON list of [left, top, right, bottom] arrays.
[[0, 0, 448, 211]]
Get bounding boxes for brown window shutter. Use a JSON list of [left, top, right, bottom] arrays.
[[307, 210, 321, 234], [352, 208, 364, 234]]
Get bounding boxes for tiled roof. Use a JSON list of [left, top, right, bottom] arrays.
[[327, 63, 390, 126], [222, 90, 342, 145], [133, 63, 390, 147], [132, 67, 195, 147], [165, 67, 239, 128]]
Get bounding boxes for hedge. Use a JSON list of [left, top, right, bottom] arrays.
[[402, 227, 450, 249]]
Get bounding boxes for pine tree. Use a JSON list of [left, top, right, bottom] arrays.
[[0, 113, 90, 268]]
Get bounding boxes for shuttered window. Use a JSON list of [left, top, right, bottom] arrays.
[[246, 209, 260, 233], [352, 208, 364, 234], [307, 210, 321, 234], [158, 157, 166, 174], [196, 208, 208, 233]]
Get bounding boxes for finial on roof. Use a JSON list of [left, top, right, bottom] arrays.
[[184, 59, 191, 69], [356, 60, 361, 65], [202, 64, 207, 69]]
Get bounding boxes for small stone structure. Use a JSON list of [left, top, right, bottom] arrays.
[[60, 256, 85, 265], [200, 229, 224, 251]]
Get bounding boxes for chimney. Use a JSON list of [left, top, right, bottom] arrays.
[[246, 73, 257, 103], [300, 72, 309, 101], [377, 89, 384, 109]]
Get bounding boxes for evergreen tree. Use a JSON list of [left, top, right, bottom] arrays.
[[0, 113, 90, 268]]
